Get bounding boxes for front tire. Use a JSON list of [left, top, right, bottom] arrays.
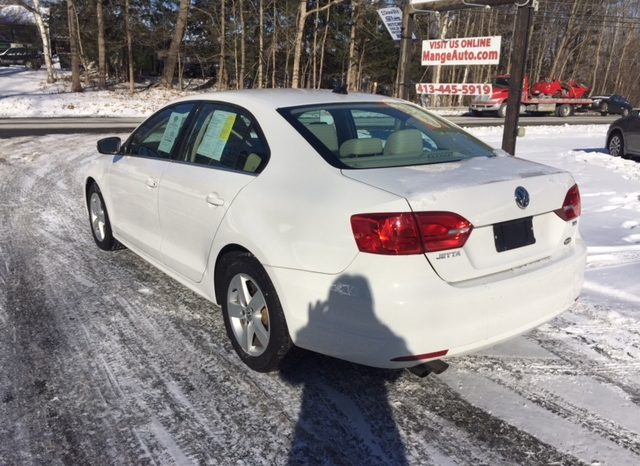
[[219, 252, 292, 372], [556, 104, 572, 117], [497, 103, 507, 118], [87, 183, 119, 251], [608, 132, 625, 158]]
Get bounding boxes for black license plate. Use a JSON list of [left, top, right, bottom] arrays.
[[494, 217, 536, 252]]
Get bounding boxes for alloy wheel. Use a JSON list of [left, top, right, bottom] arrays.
[[226, 273, 270, 356], [89, 192, 107, 242]]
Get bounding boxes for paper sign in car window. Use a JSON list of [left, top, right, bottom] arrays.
[[158, 112, 188, 154], [196, 110, 237, 161]]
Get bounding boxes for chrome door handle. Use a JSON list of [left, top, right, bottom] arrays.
[[206, 193, 225, 206], [146, 177, 158, 189]]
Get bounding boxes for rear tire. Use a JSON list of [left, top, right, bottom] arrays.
[[556, 104, 572, 117], [219, 252, 292, 372], [87, 183, 119, 251], [607, 132, 625, 158], [622, 108, 630, 118], [600, 102, 609, 116]]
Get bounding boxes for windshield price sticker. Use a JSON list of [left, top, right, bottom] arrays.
[[416, 83, 492, 96]]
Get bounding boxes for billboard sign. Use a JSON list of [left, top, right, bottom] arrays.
[[422, 36, 501, 66]]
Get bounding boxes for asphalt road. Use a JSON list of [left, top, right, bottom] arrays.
[[0, 113, 619, 138], [1, 133, 639, 464]]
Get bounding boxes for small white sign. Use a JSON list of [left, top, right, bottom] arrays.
[[422, 36, 501, 66], [377, 7, 403, 41], [377, 7, 416, 41], [416, 83, 493, 96]]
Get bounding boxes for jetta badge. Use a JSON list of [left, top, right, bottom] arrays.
[[514, 186, 530, 209]]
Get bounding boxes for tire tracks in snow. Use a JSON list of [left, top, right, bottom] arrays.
[[1, 135, 638, 465]]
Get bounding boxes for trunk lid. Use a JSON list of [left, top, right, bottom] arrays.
[[342, 156, 579, 283]]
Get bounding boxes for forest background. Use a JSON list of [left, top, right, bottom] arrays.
[[1, 0, 639, 107]]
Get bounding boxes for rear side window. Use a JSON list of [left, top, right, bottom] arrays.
[[181, 103, 269, 174], [280, 102, 494, 169]]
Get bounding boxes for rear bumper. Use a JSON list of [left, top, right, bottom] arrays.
[[267, 239, 586, 369]]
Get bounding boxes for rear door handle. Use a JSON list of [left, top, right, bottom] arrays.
[[206, 193, 225, 206], [146, 177, 158, 189]]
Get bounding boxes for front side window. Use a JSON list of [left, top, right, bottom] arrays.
[[280, 102, 495, 169], [125, 103, 195, 159], [181, 103, 269, 173]]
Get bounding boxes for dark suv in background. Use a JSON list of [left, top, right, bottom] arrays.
[[592, 95, 633, 117], [0, 46, 42, 69]]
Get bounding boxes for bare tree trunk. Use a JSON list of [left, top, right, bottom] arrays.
[[163, 0, 191, 88], [292, 0, 343, 88], [346, 1, 359, 90], [271, 0, 277, 87], [239, 0, 245, 88], [600, 15, 621, 94], [66, 0, 81, 92], [549, 0, 579, 78], [217, 0, 227, 90], [257, 0, 264, 88], [317, 6, 330, 89], [19, 0, 55, 83], [124, 0, 134, 94], [96, 0, 106, 88], [233, 0, 239, 88], [311, 1, 319, 89], [291, 0, 307, 88], [590, 3, 608, 93]]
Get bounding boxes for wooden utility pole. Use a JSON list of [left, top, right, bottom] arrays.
[[395, 0, 413, 99], [501, 1, 536, 155]]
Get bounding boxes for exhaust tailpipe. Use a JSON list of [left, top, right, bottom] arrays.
[[407, 359, 449, 378]]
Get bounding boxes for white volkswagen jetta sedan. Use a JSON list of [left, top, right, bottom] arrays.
[[85, 89, 585, 372]]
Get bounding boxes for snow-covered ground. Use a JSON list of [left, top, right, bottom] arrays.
[[1, 70, 640, 465], [0, 68, 467, 118], [0, 68, 193, 117]]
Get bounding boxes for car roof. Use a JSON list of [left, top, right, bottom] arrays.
[[172, 88, 399, 113]]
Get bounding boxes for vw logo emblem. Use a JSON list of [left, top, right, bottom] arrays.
[[515, 186, 530, 209]]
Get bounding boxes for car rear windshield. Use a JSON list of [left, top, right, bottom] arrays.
[[279, 101, 495, 169]]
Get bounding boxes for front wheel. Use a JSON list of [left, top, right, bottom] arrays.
[[497, 103, 507, 118], [556, 104, 572, 117], [608, 132, 625, 158], [87, 183, 119, 251], [220, 252, 292, 372]]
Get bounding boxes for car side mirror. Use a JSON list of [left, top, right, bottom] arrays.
[[97, 137, 121, 154], [631, 109, 640, 118]]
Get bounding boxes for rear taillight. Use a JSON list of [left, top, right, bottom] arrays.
[[415, 212, 473, 252], [554, 184, 581, 221], [350, 213, 422, 255], [351, 212, 472, 255]]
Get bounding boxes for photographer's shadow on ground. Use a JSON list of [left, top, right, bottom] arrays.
[[281, 275, 410, 465]]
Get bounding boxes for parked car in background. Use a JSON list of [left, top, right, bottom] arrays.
[[0, 45, 42, 69], [85, 89, 585, 373], [592, 95, 633, 117], [607, 110, 640, 158]]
